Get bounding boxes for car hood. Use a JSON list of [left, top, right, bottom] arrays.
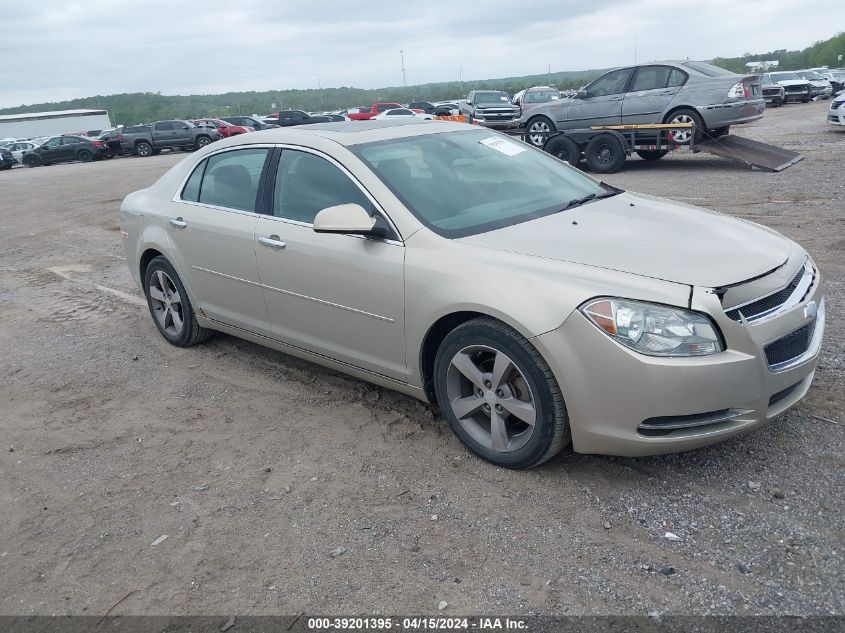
[[775, 80, 810, 87], [457, 192, 794, 287]]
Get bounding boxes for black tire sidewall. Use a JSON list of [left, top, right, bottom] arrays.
[[143, 257, 197, 347], [585, 133, 625, 173], [544, 135, 581, 166], [433, 321, 561, 469], [78, 150, 93, 162], [635, 149, 668, 161]]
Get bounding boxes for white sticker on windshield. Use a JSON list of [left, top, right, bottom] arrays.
[[479, 136, 526, 156]]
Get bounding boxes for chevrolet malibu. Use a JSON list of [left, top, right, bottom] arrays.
[[120, 120, 824, 468]]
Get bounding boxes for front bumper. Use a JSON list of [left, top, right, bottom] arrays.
[[829, 106, 845, 126], [474, 118, 521, 129], [697, 98, 765, 129], [533, 273, 824, 457]]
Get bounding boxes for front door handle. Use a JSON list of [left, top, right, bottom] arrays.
[[169, 217, 187, 229], [259, 235, 286, 249]]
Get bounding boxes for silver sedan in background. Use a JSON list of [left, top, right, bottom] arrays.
[[121, 121, 823, 468], [522, 61, 764, 146]]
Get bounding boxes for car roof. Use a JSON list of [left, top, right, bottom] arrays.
[[225, 119, 469, 146]]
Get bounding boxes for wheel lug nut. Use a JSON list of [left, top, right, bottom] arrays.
[[484, 380, 492, 388], [495, 404, 503, 412], [496, 389, 504, 398]]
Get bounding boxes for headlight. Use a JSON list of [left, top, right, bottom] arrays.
[[580, 298, 723, 357]]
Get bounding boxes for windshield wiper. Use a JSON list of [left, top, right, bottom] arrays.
[[560, 189, 620, 211]]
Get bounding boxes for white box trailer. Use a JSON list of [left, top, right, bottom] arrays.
[[0, 109, 112, 140]]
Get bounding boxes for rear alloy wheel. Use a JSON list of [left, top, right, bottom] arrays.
[[143, 256, 212, 347], [665, 109, 704, 143], [135, 141, 153, 157], [78, 149, 93, 162], [635, 149, 668, 161], [543, 134, 581, 167], [584, 133, 626, 173], [194, 136, 211, 150], [23, 156, 40, 168], [433, 317, 570, 468], [526, 116, 554, 147]]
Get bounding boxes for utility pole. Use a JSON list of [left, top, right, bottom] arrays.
[[459, 67, 463, 94], [547, 64, 551, 85], [400, 50, 407, 88], [318, 79, 323, 110], [634, 33, 638, 65]]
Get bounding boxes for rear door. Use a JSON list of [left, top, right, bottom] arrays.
[[165, 147, 273, 334], [560, 68, 633, 129], [152, 121, 173, 145], [621, 65, 687, 124]]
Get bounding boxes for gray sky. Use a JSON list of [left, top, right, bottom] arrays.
[[1, 0, 841, 108]]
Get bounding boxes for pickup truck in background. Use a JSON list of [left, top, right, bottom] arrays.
[[347, 103, 404, 121], [460, 91, 521, 128], [119, 120, 222, 157]]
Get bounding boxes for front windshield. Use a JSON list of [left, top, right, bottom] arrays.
[[799, 71, 822, 80], [475, 92, 510, 105], [351, 129, 613, 238], [770, 72, 800, 81]]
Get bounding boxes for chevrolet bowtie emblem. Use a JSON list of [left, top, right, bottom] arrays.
[[804, 300, 817, 320]]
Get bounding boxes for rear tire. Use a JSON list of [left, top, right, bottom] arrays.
[[143, 256, 213, 347], [664, 108, 704, 143], [584, 133, 626, 174], [135, 141, 152, 157], [543, 134, 581, 167], [78, 149, 93, 162], [433, 317, 570, 469], [194, 136, 211, 150], [635, 149, 668, 161]]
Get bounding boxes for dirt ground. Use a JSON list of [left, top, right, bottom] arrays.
[[0, 100, 842, 617]]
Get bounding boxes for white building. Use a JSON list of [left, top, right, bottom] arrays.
[[0, 109, 112, 140]]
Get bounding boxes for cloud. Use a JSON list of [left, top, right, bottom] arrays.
[[0, 0, 841, 107]]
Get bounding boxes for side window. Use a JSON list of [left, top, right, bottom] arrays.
[[274, 150, 372, 224], [630, 66, 672, 92], [62, 137, 82, 145], [181, 159, 206, 202], [587, 68, 634, 97], [154, 122, 172, 131], [667, 68, 688, 88], [197, 148, 269, 211], [44, 138, 61, 148]]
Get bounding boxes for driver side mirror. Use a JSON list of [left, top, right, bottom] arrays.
[[313, 203, 387, 237], [576, 89, 590, 99]]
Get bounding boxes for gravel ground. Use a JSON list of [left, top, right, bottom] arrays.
[[0, 100, 842, 617]]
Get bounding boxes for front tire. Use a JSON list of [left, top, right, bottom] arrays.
[[526, 116, 555, 148], [23, 156, 40, 168], [194, 136, 211, 150], [143, 256, 212, 347], [433, 317, 570, 469]]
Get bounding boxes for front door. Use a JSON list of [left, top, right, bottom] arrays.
[[39, 137, 67, 163], [558, 68, 633, 129], [621, 65, 687, 124], [254, 147, 406, 380], [164, 147, 272, 335]]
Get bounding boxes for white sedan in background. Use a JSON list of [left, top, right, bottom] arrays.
[[372, 108, 434, 120], [3, 140, 39, 162], [829, 91, 845, 127]]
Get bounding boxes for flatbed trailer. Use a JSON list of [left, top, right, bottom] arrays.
[[497, 122, 802, 173]]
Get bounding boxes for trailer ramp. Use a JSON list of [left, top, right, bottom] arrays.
[[695, 135, 803, 172]]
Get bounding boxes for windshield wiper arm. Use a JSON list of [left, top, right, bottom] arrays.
[[561, 189, 621, 211]]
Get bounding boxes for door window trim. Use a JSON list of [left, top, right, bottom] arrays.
[[263, 143, 403, 244]]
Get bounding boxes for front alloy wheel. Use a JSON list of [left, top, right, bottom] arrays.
[[433, 317, 570, 468], [527, 118, 552, 147]]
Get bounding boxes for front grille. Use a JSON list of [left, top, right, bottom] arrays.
[[763, 88, 781, 96], [765, 320, 816, 368], [784, 86, 807, 94], [726, 265, 808, 321]]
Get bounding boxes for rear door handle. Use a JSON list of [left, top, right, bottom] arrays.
[[661, 90, 676, 95], [259, 235, 286, 249], [169, 217, 187, 229]]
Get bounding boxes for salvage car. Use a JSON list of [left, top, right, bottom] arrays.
[[21, 134, 110, 166], [761, 75, 785, 107], [767, 72, 812, 103], [513, 86, 561, 112], [0, 146, 15, 170], [121, 120, 825, 468], [461, 91, 521, 128], [829, 93, 845, 127], [795, 70, 833, 99], [372, 108, 433, 120], [522, 61, 764, 147]]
